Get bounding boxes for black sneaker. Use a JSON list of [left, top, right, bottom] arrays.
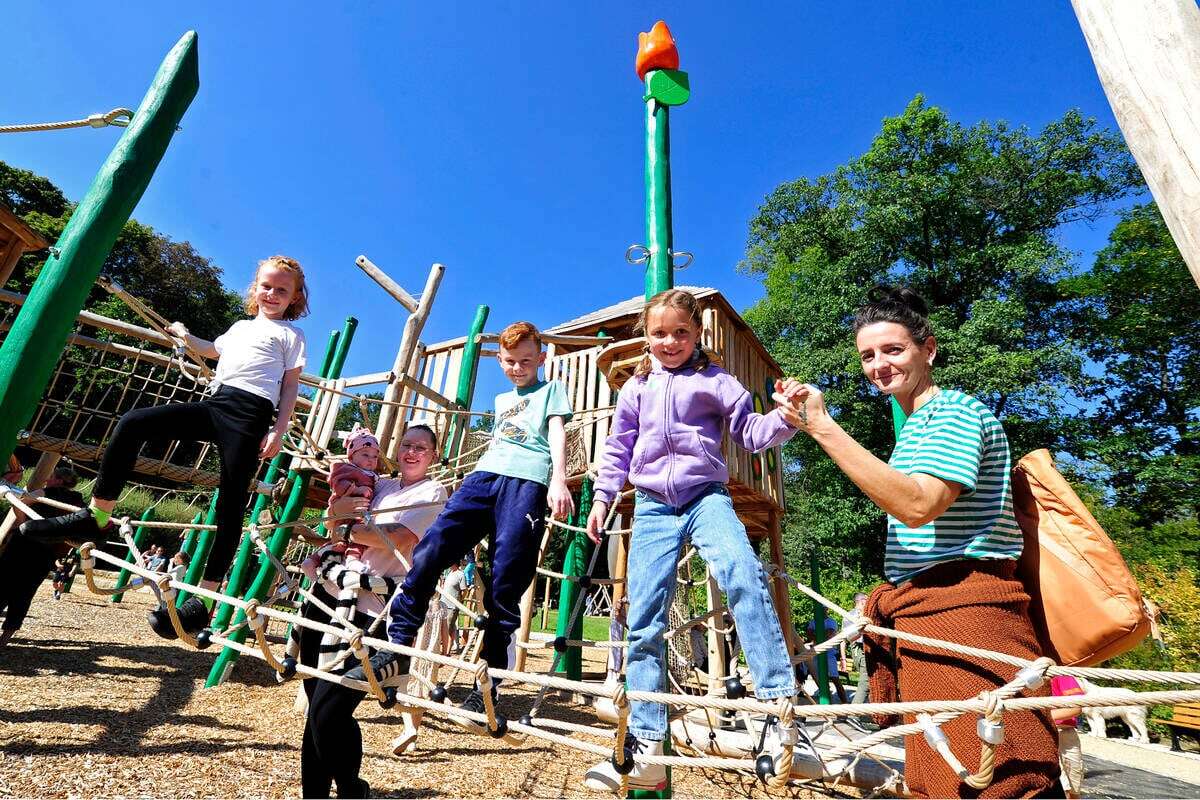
[[337, 777, 369, 798], [18, 507, 100, 544], [344, 651, 410, 685], [147, 597, 210, 640]]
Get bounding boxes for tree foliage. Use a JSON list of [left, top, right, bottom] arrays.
[[741, 96, 1145, 580], [1, 160, 242, 340]]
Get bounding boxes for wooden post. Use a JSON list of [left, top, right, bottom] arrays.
[[1071, 0, 1200, 289], [376, 263, 445, 457], [704, 568, 728, 694]]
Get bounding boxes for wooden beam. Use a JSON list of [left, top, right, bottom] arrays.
[[397, 373, 455, 411], [1072, 0, 1200, 289], [354, 254, 419, 313]]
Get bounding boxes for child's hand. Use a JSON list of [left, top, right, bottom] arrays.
[[585, 500, 609, 544], [166, 321, 189, 342], [260, 429, 284, 458], [548, 476, 574, 521], [773, 379, 828, 433]]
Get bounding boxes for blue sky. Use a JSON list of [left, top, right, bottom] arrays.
[[3, 2, 1131, 402]]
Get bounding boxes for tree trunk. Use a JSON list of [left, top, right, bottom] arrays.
[[1071, 0, 1200, 290]]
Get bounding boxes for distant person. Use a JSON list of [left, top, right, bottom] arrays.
[[440, 559, 468, 654], [1050, 674, 1085, 799], [846, 593, 870, 705], [19, 256, 309, 639], [805, 616, 849, 703]]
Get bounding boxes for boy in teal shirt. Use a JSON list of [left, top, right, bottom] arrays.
[[349, 322, 573, 714]]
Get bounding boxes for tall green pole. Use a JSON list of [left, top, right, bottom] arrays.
[[554, 478, 592, 680], [210, 328, 342, 632], [632, 23, 689, 800], [442, 305, 490, 462], [642, 70, 689, 298], [206, 318, 357, 687], [0, 32, 199, 465], [110, 507, 156, 602], [176, 493, 220, 608]]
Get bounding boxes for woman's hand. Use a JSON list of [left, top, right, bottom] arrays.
[[774, 380, 831, 434], [548, 476, 575, 521], [328, 494, 370, 520], [260, 429, 284, 458], [585, 500, 610, 544]]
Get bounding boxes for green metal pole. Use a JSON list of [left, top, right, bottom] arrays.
[[178, 512, 202, 559], [176, 492, 220, 608], [110, 507, 156, 602], [644, 91, 674, 299], [635, 29, 689, 800], [554, 478, 592, 680], [811, 550, 831, 705], [0, 32, 199, 465], [442, 305, 490, 462], [210, 328, 342, 632], [206, 318, 357, 687]]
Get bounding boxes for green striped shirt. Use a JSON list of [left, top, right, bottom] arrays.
[[885, 389, 1023, 583]]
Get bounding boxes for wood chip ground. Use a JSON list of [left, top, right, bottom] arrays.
[[0, 581, 852, 799]]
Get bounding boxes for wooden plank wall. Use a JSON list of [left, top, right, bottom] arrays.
[[546, 345, 613, 466], [703, 306, 784, 510]]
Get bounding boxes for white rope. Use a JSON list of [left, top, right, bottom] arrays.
[[0, 108, 132, 134]]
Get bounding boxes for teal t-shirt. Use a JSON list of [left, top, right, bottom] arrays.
[[474, 380, 573, 485], [884, 389, 1023, 583]]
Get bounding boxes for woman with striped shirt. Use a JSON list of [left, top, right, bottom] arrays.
[[780, 287, 1061, 798]]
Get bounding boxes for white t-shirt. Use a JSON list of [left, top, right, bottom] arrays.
[[212, 317, 307, 404], [337, 476, 448, 615]]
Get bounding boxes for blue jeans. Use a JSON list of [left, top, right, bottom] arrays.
[[625, 484, 795, 740], [387, 471, 546, 671]]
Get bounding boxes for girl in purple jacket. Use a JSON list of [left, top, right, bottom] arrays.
[[582, 289, 803, 792]]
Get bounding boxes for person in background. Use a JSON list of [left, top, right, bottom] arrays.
[[805, 616, 849, 703], [846, 593, 870, 705]]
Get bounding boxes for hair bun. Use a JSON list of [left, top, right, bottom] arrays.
[[867, 284, 929, 317]]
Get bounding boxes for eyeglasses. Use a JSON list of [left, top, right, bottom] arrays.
[[398, 443, 431, 455]]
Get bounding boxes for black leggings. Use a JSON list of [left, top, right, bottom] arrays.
[[300, 586, 369, 799], [95, 385, 275, 582]]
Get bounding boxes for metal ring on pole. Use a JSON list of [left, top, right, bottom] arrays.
[[671, 250, 694, 270], [625, 244, 651, 264]]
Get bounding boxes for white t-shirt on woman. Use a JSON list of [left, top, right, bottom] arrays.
[[335, 476, 448, 615], [212, 317, 307, 404]]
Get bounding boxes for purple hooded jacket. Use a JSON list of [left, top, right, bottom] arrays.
[[592, 356, 797, 509]]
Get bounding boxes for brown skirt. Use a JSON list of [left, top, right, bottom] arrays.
[[864, 559, 1061, 798]]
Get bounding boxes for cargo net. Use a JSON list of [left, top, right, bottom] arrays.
[[5, 479, 1196, 798], [0, 294, 222, 487]]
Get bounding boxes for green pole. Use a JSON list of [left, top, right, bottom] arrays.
[[554, 478, 592, 680], [206, 318, 357, 687], [889, 396, 907, 440], [205, 470, 310, 687], [634, 26, 689, 800], [0, 32, 199, 465], [810, 550, 831, 705], [110, 507, 156, 602], [180, 523, 199, 559], [176, 492, 220, 608], [442, 305, 490, 462], [210, 328, 342, 632], [641, 67, 689, 299]]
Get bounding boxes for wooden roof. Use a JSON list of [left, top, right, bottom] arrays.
[[546, 286, 783, 374], [0, 203, 48, 250]]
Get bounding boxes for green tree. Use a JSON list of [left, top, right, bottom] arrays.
[[1064, 203, 1200, 526], [1, 160, 242, 340], [741, 97, 1143, 579]]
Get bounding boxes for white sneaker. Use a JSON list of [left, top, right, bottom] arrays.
[[582, 734, 667, 793]]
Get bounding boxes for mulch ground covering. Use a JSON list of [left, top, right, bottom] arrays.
[[0, 579, 849, 799]]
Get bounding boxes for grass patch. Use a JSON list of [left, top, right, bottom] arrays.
[[530, 608, 611, 641]]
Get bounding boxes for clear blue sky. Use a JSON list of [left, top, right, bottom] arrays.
[[2, 2, 1129, 401]]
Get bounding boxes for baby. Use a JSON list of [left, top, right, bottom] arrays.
[[301, 425, 380, 580]]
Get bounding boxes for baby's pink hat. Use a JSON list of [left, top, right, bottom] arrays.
[[343, 425, 379, 457]]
